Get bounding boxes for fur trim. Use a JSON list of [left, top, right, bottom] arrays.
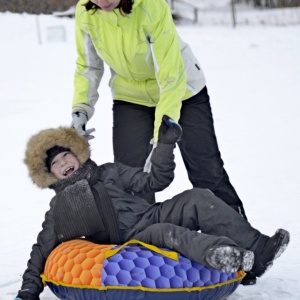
[[24, 127, 91, 188]]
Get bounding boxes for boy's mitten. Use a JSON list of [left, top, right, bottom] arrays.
[[15, 289, 40, 300], [71, 111, 95, 140], [158, 115, 182, 144]]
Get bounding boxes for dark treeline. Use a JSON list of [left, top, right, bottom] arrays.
[[0, 0, 78, 14], [236, 0, 300, 7], [0, 0, 300, 15]]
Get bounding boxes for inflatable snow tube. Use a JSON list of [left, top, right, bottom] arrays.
[[41, 239, 245, 300]]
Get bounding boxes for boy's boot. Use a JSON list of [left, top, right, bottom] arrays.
[[252, 228, 290, 277], [206, 246, 254, 273], [240, 271, 257, 285]]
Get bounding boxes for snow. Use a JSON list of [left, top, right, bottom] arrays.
[[0, 9, 300, 300]]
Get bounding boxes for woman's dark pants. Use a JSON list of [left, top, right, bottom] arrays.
[[113, 87, 247, 219]]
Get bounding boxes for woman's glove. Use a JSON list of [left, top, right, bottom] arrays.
[[15, 289, 39, 300], [71, 111, 95, 140], [158, 115, 182, 144]]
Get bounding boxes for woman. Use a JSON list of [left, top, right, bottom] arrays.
[[71, 0, 247, 220]]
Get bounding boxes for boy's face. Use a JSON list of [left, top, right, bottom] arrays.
[[50, 151, 80, 179]]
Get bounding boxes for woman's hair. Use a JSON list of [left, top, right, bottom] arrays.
[[83, 0, 134, 15]]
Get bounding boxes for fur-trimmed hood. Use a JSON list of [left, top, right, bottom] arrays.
[[24, 127, 91, 189]]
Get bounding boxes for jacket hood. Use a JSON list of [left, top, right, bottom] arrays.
[[24, 127, 91, 189]]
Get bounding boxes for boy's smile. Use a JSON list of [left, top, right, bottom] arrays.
[[50, 151, 80, 179]]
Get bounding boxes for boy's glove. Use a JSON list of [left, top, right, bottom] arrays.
[[15, 289, 40, 300], [71, 111, 95, 140], [158, 115, 182, 144]]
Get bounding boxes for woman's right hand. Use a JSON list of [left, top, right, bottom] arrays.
[[71, 111, 95, 140]]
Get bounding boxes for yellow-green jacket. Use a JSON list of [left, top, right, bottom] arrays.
[[73, 0, 206, 141]]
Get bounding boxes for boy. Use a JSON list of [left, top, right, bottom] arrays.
[[16, 116, 289, 300]]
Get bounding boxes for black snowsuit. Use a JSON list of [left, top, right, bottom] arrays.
[[21, 142, 265, 295]]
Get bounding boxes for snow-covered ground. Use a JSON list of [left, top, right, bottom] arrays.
[[0, 9, 299, 300]]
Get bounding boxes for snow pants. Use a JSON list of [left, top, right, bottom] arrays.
[[113, 86, 247, 219], [126, 188, 264, 267]]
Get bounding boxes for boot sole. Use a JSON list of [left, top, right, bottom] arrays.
[[206, 246, 254, 273]]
